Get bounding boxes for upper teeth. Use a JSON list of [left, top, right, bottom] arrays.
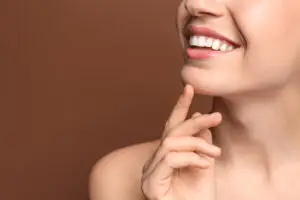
[[189, 35, 234, 51]]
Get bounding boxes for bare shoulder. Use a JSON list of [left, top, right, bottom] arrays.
[[89, 140, 160, 200]]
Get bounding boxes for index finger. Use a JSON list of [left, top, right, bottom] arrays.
[[164, 84, 194, 132]]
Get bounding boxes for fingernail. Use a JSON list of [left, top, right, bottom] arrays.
[[184, 84, 193, 94], [192, 112, 201, 118], [212, 146, 222, 154], [183, 84, 189, 94], [211, 112, 222, 119]]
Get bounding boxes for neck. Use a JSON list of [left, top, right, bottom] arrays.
[[211, 86, 300, 173]]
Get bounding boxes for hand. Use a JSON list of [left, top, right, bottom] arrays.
[[141, 84, 222, 200]]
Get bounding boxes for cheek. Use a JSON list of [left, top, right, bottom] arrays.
[[236, 0, 300, 86], [244, 36, 300, 89]]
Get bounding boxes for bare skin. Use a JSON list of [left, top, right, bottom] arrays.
[[90, 85, 223, 200], [89, 140, 160, 200], [90, 0, 300, 199], [89, 85, 300, 200]]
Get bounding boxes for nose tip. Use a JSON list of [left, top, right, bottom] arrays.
[[184, 0, 224, 17]]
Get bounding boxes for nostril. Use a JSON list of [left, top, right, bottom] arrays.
[[196, 11, 219, 18]]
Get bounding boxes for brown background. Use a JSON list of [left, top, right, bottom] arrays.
[[1, 0, 211, 200]]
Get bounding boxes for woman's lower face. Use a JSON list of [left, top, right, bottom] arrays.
[[177, 0, 300, 98]]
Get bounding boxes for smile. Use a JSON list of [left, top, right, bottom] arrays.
[[189, 35, 234, 51], [185, 26, 241, 59]]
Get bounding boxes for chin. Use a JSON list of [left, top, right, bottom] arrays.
[[181, 67, 288, 100], [180, 65, 248, 97]]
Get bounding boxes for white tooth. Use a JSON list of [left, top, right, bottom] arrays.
[[205, 37, 213, 47], [220, 43, 228, 51], [190, 36, 198, 46], [227, 45, 234, 51], [212, 39, 221, 50], [198, 36, 206, 47]]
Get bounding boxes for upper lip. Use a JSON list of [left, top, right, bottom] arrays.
[[186, 25, 241, 47]]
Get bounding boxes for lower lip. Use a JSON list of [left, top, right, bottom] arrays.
[[186, 48, 226, 60]]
